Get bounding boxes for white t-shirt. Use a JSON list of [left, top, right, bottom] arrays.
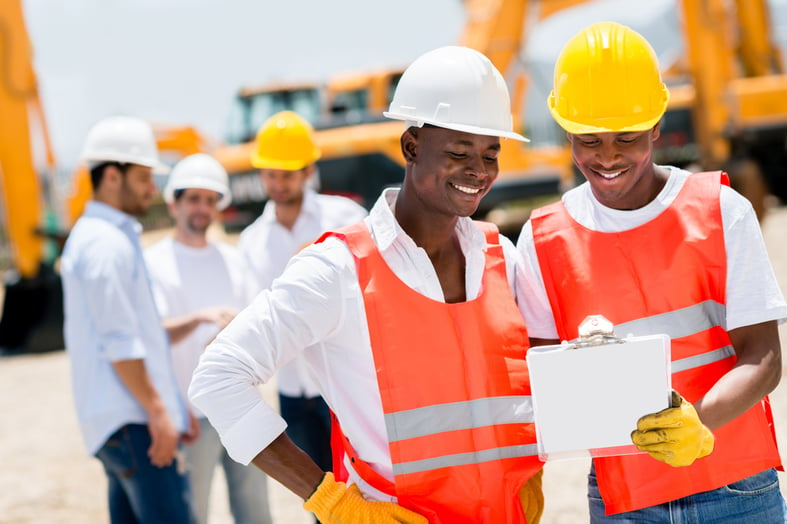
[[516, 167, 787, 339], [144, 237, 257, 418], [238, 188, 368, 397]]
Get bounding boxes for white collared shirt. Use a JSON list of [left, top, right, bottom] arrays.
[[62, 201, 187, 455], [237, 188, 368, 397], [190, 188, 532, 497]]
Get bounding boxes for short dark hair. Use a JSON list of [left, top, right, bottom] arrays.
[[89, 162, 129, 190], [173, 188, 186, 201]]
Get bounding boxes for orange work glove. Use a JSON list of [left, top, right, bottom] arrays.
[[631, 390, 715, 467], [303, 472, 427, 523], [518, 469, 544, 524]]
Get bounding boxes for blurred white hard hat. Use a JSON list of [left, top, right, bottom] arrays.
[[80, 115, 170, 173], [164, 153, 231, 210]]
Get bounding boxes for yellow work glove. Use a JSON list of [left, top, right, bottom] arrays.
[[303, 472, 427, 524], [630, 390, 715, 467], [518, 469, 544, 524]]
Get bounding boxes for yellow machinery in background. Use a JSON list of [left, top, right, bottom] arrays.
[[656, 0, 787, 221], [211, 0, 787, 233], [0, 0, 63, 353], [212, 0, 591, 236], [7, 0, 787, 352]]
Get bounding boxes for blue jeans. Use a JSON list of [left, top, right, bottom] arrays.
[[95, 424, 196, 524], [588, 465, 787, 523], [184, 417, 272, 524], [279, 393, 332, 472]]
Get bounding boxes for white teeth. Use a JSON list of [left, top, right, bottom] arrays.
[[453, 183, 481, 194], [600, 171, 621, 179]]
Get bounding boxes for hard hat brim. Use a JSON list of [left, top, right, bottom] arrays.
[[163, 180, 232, 211], [383, 112, 529, 142], [547, 89, 668, 135]]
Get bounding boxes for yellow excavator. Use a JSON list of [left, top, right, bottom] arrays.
[[0, 0, 64, 353], [655, 0, 787, 221]]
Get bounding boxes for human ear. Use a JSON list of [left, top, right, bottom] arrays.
[[401, 130, 417, 162]]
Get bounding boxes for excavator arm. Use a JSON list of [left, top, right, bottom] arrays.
[[0, 0, 54, 278], [0, 0, 64, 354]]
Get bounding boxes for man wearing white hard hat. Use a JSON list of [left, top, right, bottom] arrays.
[[61, 115, 197, 523], [190, 46, 545, 523], [144, 153, 273, 524]]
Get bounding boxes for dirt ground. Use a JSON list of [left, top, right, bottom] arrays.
[[3, 206, 787, 523]]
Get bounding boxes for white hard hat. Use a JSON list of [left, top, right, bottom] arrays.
[[164, 153, 231, 210], [384, 46, 528, 142], [80, 115, 170, 173]]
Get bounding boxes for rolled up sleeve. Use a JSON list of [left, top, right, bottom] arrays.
[[190, 239, 352, 464]]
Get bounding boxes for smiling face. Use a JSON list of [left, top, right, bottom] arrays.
[[401, 126, 501, 219], [568, 124, 665, 210]]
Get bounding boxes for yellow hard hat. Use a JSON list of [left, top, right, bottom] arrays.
[[250, 110, 321, 170], [548, 22, 670, 134]]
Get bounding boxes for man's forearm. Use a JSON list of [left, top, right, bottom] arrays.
[[112, 359, 167, 416], [694, 320, 781, 430], [162, 315, 202, 345], [250, 432, 326, 500]]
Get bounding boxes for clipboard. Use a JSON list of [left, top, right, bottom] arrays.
[[526, 315, 672, 461]]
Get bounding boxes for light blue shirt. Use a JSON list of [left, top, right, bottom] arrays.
[[61, 201, 187, 455]]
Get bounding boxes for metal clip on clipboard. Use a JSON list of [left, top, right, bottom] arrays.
[[526, 314, 671, 461], [565, 314, 625, 349]]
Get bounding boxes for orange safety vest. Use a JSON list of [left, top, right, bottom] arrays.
[[319, 221, 543, 523], [530, 171, 782, 514]]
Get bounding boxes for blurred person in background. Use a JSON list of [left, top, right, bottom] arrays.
[[237, 110, 367, 484], [61, 115, 196, 524], [144, 153, 272, 524]]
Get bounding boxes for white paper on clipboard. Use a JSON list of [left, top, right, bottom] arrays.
[[526, 326, 671, 461]]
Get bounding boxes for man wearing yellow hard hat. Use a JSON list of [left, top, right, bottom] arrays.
[[237, 110, 367, 511], [190, 46, 546, 523], [517, 21, 787, 521]]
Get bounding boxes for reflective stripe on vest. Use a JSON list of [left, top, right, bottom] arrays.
[[322, 221, 542, 523], [530, 171, 781, 514], [385, 395, 535, 442], [615, 300, 736, 373]]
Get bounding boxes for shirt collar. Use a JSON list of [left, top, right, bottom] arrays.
[[368, 187, 487, 254], [84, 200, 142, 236]]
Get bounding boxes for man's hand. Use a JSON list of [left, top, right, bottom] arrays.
[[303, 472, 427, 523], [199, 306, 238, 330], [181, 410, 201, 446], [631, 390, 715, 467], [147, 407, 181, 467], [519, 469, 544, 523]]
